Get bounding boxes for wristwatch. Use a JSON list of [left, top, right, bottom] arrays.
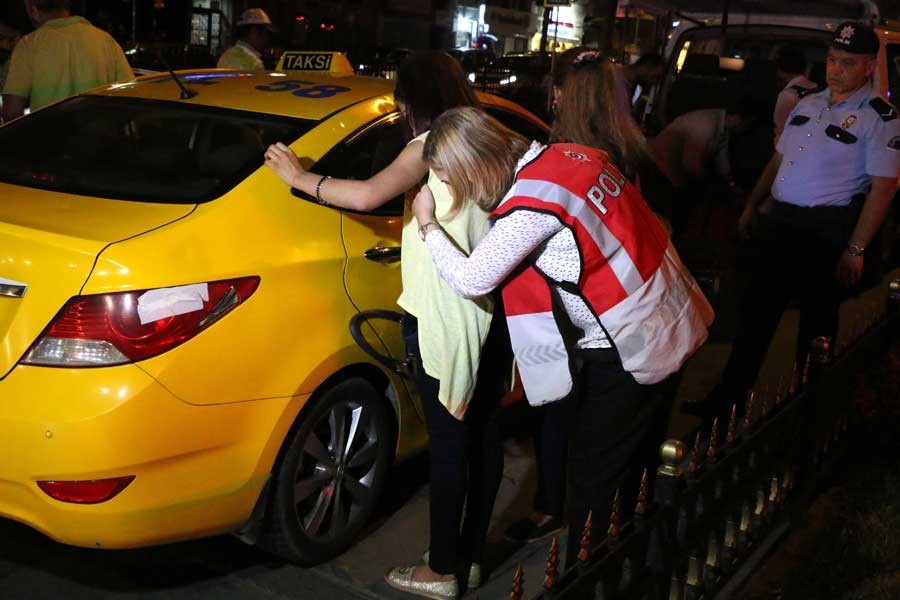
[[846, 243, 865, 257]]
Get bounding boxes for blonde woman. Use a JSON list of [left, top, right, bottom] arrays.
[[265, 52, 506, 600], [412, 106, 713, 566]]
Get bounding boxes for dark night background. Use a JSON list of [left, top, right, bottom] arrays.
[[3, 1, 899, 48], [1, 1, 195, 45]]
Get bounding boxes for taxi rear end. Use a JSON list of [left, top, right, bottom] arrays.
[[0, 68, 407, 557], [0, 184, 214, 547]]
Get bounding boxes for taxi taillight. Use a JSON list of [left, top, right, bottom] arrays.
[[37, 476, 135, 504], [21, 277, 259, 367]]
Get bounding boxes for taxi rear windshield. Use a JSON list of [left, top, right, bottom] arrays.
[[0, 96, 315, 203]]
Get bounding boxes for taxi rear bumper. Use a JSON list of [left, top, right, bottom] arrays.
[[0, 364, 303, 549]]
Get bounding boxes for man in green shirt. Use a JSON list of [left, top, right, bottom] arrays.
[[1, 0, 133, 122]]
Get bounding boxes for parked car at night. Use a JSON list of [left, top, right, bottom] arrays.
[[447, 47, 495, 80], [346, 47, 411, 79], [448, 49, 551, 119], [0, 55, 547, 564]]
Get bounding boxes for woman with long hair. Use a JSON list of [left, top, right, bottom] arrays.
[[552, 50, 651, 179], [265, 52, 507, 600], [506, 49, 664, 545], [505, 46, 648, 542], [411, 102, 713, 567]]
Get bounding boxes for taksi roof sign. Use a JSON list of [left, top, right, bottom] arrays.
[[277, 52, 354, 75]]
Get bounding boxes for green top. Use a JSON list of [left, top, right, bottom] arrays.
[[397, 131, 494, 419], [3, 16, 133, 111]]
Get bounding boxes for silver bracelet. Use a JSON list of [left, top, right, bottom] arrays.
[[315, 175, 331, 205]]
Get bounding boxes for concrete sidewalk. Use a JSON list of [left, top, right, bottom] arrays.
[[316, 436, 566, 600]]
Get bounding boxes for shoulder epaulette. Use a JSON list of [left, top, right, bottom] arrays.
[[789, 84, 817, 99], [869, 97, 898, 121]]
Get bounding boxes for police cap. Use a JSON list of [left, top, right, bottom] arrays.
[[831, 21, 880, 55]]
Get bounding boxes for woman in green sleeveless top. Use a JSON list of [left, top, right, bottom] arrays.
[[265, 52, 509, 600]]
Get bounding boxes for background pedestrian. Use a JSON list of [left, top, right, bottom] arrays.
[[217, 8, 274, 71], [774, 45, 818, 142], [1, 0, 132, 122], [612, 52, 665, 122], [647, 99, 759, 238]]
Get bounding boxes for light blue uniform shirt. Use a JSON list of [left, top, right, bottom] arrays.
[[773, 81, 900, 207]]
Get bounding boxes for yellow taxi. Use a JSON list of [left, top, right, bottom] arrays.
[[0, 52, 547, 564]]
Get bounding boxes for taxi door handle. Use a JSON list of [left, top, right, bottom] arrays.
[[364, 245, 401, 263]]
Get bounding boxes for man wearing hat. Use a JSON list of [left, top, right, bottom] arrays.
[[217, 8, 274, 70], [690, 22, 900, 421]]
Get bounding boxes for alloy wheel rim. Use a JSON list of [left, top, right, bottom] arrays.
[[293, 399, 379, 540]]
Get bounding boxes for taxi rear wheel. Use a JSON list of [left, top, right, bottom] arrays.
[[265, 377, 390, 565]]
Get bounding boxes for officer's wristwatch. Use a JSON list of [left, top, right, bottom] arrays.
[[846, 243, 865, 257]]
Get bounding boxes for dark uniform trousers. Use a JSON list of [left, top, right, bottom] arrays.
[[564, 348, 680, 569], [716, 197, 862, 414]]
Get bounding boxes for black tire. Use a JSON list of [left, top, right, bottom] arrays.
[[263, 378, 391, 564]]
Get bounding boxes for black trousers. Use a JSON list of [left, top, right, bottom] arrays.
[[715, 200, 858, 420], [403, 314, 507, 576], [564, 349, 677, 568], [531, 400, 567, 517]]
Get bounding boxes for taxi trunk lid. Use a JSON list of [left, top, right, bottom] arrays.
[[0, 185, 194, 378]]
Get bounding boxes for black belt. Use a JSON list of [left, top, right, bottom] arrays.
[[771, 193, 862, 223], [767, 195, 863, 245]]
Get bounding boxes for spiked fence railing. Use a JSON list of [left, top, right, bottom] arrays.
[[518, 281, 900, 600]]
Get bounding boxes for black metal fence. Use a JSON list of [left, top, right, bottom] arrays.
[[509, 281, 900, 600]]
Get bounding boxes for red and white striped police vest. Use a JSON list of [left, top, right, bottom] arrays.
[[491, 143, 714, 405]]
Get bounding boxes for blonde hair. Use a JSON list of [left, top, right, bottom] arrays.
[[423, 107, 530, 213], [551, 58, 650, 178]]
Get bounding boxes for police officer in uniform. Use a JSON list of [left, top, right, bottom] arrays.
[[694, 21, 900, 420]]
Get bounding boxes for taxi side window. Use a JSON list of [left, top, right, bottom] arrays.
[[307, 115, 406, 216], [0, 96, 313, 203]]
